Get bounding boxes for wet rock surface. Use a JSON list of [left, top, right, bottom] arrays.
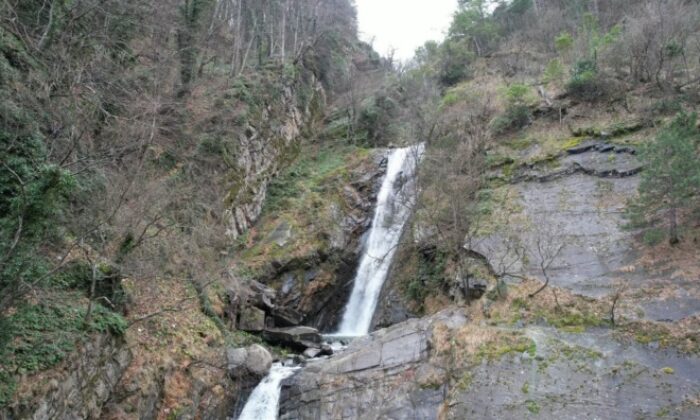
[[227, 344, 273, 383], [447, 327, 700, 420], [280, 311, 458, 420], [279, 309, 700, 420], [475, 142, 645, 297], [250, 149, 389, 332], [371, 280, 416, 330], [276, 139, 700, 420], [262, 326, 323, 352]]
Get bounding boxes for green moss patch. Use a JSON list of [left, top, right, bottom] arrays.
[[237, 142, 372, 272], [0, 292, 126, 407]]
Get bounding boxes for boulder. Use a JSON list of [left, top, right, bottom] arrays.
[[303, 348, 322, 359], [319, 344, 333, 356], [269, 221, 293, 247], [249, 280, 276, 311], [301, 344, 332, 360], [238, 305, 266, 332], [227, 344, 272, 382], [270, 306, 304, 327], [262, 326, 322, 351], [245, 344, 274, 377]]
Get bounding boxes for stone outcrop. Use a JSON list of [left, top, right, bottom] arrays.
[[262, 326, 323, 352], [279, 310, 463, 419], [371, 241, 418, 330], [6, 334, 131, 420], [224, 74, 326, 240], [238, 305, 266, 332], [243, 150, 389, 332], [279, 309, 700, 419], [511, 141, 643, 183], [475, 140, 646, 297]]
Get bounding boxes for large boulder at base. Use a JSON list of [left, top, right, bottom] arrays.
[[262, 326, 322, 351], [238, 305, 266, 332], [227, 344, 273, 382], [270, 306, 304, 327]]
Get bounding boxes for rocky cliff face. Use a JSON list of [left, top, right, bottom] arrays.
[[280, 304, 700, 419], [224, 72, 327, 240], [233, 149, 388, 332], [6, 334, 130, 420]]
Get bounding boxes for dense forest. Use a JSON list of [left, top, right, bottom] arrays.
[[1, 0, 700, 419]]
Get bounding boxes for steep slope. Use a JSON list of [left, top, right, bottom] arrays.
[[0, 0, 375, 418]]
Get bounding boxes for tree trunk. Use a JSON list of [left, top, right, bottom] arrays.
[[280, 0, 287, 61], [38, 0, 57, 51], [231, 0, 243, 75], [84, 263, 99, 327], [669, 207, 679, 245]]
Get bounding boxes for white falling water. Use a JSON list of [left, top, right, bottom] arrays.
[[336, 144, 424, 336], [236, 145, 422, 420], [237, 363, 300, 420]]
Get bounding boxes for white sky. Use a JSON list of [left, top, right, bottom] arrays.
[[355, 0, 458, 61]]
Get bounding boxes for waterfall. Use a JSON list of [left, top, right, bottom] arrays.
[[336, 144, 424, 336], [236, 144, 422, 420], [237, 363, 300, 420]]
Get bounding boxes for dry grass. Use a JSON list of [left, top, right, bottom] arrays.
[[104, 276, 228, 419]]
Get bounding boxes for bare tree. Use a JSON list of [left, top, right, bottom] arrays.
[[528, 216, 566, 298], [411, 91, 496, 302]]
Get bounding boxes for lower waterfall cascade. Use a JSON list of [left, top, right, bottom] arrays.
[[236, 364, 300, 420]]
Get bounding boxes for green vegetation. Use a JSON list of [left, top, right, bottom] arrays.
[[627, 112, 700, 245], [566, 58, 604, 101], [521, 381, 530, 394], [537, 14, 618, 101], [0, 294, 126, 407], [264, 143, 367, 213], [477, 334, 536, 362], [543, 59, 565, 86], [456, 372, 473, 391], [237, 142, 373, 272], [492, 83, 534, 134], [541, 310, 607, 333], [406, 248, 448, 304], [438, 39, 475, 86], [356, 95, 400, 146], [0, 31, 78, 315], [525, 400, 540, 414], [554, 32, 574, 55]]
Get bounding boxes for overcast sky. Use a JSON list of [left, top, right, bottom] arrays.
[[355, 0, 458, 61]]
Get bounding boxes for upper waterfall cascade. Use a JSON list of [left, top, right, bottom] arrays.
[[336, 144, 424, 336]]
